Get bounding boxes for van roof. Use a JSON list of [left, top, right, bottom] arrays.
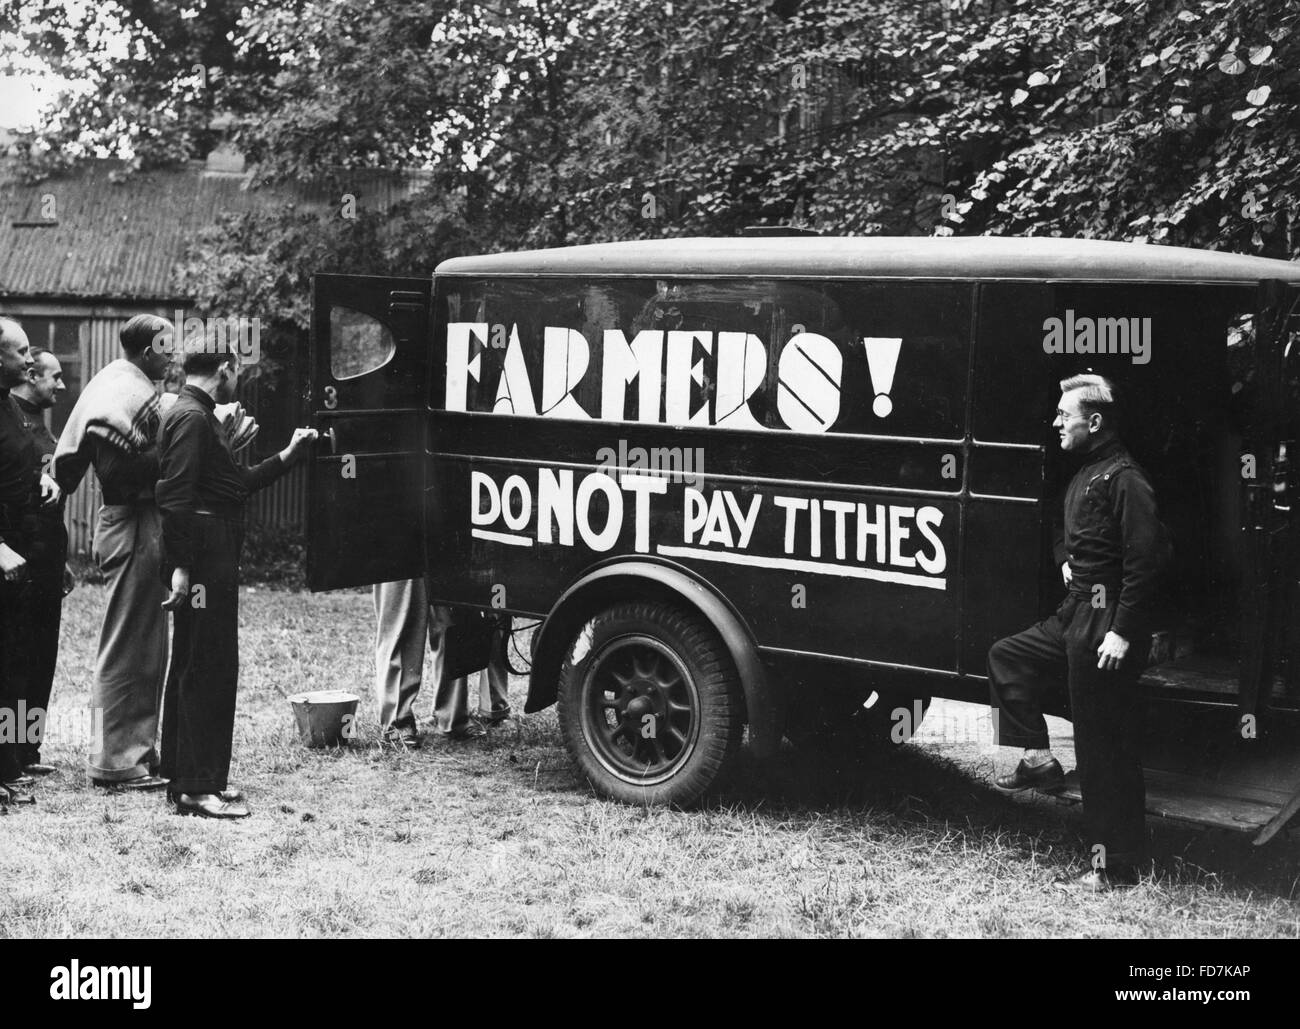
[[435, 236, 1300, 283]]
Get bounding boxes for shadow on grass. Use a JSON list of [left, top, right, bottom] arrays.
[[462, 701, 1300, 903], [707, 738, 1300, 902]]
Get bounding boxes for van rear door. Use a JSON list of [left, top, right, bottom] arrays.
[[1052, 280, 1300, 843], [1238, 280, 1300, 718], [306, 273, 431, 591]]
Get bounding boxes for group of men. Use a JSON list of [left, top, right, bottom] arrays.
[[0, 323, 69, 791], [0, 314, 316, 817], [1, 313, 512, 819]]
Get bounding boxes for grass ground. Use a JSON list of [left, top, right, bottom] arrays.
[[2, 584, 1298, 938]]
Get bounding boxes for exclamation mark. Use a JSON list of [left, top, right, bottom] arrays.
[[862, 337, 902, 417]]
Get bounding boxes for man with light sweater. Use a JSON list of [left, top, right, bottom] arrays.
[[54, 315, 173, 790]]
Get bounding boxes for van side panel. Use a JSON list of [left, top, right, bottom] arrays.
[[962, 283, 1055, 673], [427, 276, 973, 679]]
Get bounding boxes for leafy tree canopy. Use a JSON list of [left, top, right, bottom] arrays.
[[4, 0, 1297, 339]]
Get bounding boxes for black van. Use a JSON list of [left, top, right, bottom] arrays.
[[307, 236, 1300, 841]]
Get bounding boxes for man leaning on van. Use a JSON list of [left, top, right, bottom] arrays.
[[988, 373, 1165, 891]]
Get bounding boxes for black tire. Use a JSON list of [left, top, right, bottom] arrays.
[[556, 601, 744, 807]]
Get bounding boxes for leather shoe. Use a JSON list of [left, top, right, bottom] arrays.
[[23, 763, 56, 776], [93, 774, 169, 792], [168, 787, 245, 804], [1, 780, 36, 806], [443, 720, 487, 741], [382, 724, 422, 749], [994, 757, 1065, 793], [477, 707, 512, 725], [4, 773, 37, 789], [173, 792, 251, 819]]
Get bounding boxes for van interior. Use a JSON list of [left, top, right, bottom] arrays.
[[1039, 283, 1300, 838]]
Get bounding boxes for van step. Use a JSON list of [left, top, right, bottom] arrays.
[[1049, 769, 1297, 838], [1140, 652, 1292, 706]]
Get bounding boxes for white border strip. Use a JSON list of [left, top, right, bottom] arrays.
[[472, 528, 533, 547], [655, 544, 946, 590]]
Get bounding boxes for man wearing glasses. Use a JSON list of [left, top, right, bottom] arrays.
[[988, 373, 1165, 891]]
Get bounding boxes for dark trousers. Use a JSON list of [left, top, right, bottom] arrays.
[[159, 515, 243, 796], [22, 523, 67, 766], [988, 593, 1150, 868], [0, 572, 29, 783]]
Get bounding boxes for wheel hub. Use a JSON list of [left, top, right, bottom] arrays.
[[580, 635, 700, 785]]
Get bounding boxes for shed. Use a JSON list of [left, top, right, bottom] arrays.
[[0, 155, 426, 552]]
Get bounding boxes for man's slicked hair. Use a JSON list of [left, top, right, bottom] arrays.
[[120, 313, 171, 356], [181, 327, 241, 377], [1060, 372, 1120, 429]]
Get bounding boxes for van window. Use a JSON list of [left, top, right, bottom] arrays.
[[330, 305, 395, 380], [973, 283, 1252, 446], [438, 277, 971, 439], [972, 284, 1055, 446]]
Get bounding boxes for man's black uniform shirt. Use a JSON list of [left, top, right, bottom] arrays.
[[155, 384, 283, 569], [0, 386, 38, 549], [14, 393, 66, 524], [1052, 437, 1162, 640]]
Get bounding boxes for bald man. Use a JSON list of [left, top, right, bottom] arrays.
[[12, 349, 72, 775], [0, 317, 39, 799]]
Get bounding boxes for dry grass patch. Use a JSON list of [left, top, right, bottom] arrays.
[[1, 585, 1298, 937]]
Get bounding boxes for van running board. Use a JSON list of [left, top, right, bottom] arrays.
[[1047, 770, 1300, 844]]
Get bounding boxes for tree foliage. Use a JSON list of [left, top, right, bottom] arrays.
[[893, 0, 1300, 258], [5, 0, 1298, 323]]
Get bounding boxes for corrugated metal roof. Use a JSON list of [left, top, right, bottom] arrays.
[[436, 235, 1300, 283], [0, 159, 429, 300]]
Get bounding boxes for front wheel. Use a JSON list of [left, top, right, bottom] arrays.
[[557, 601, 744, 807]]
